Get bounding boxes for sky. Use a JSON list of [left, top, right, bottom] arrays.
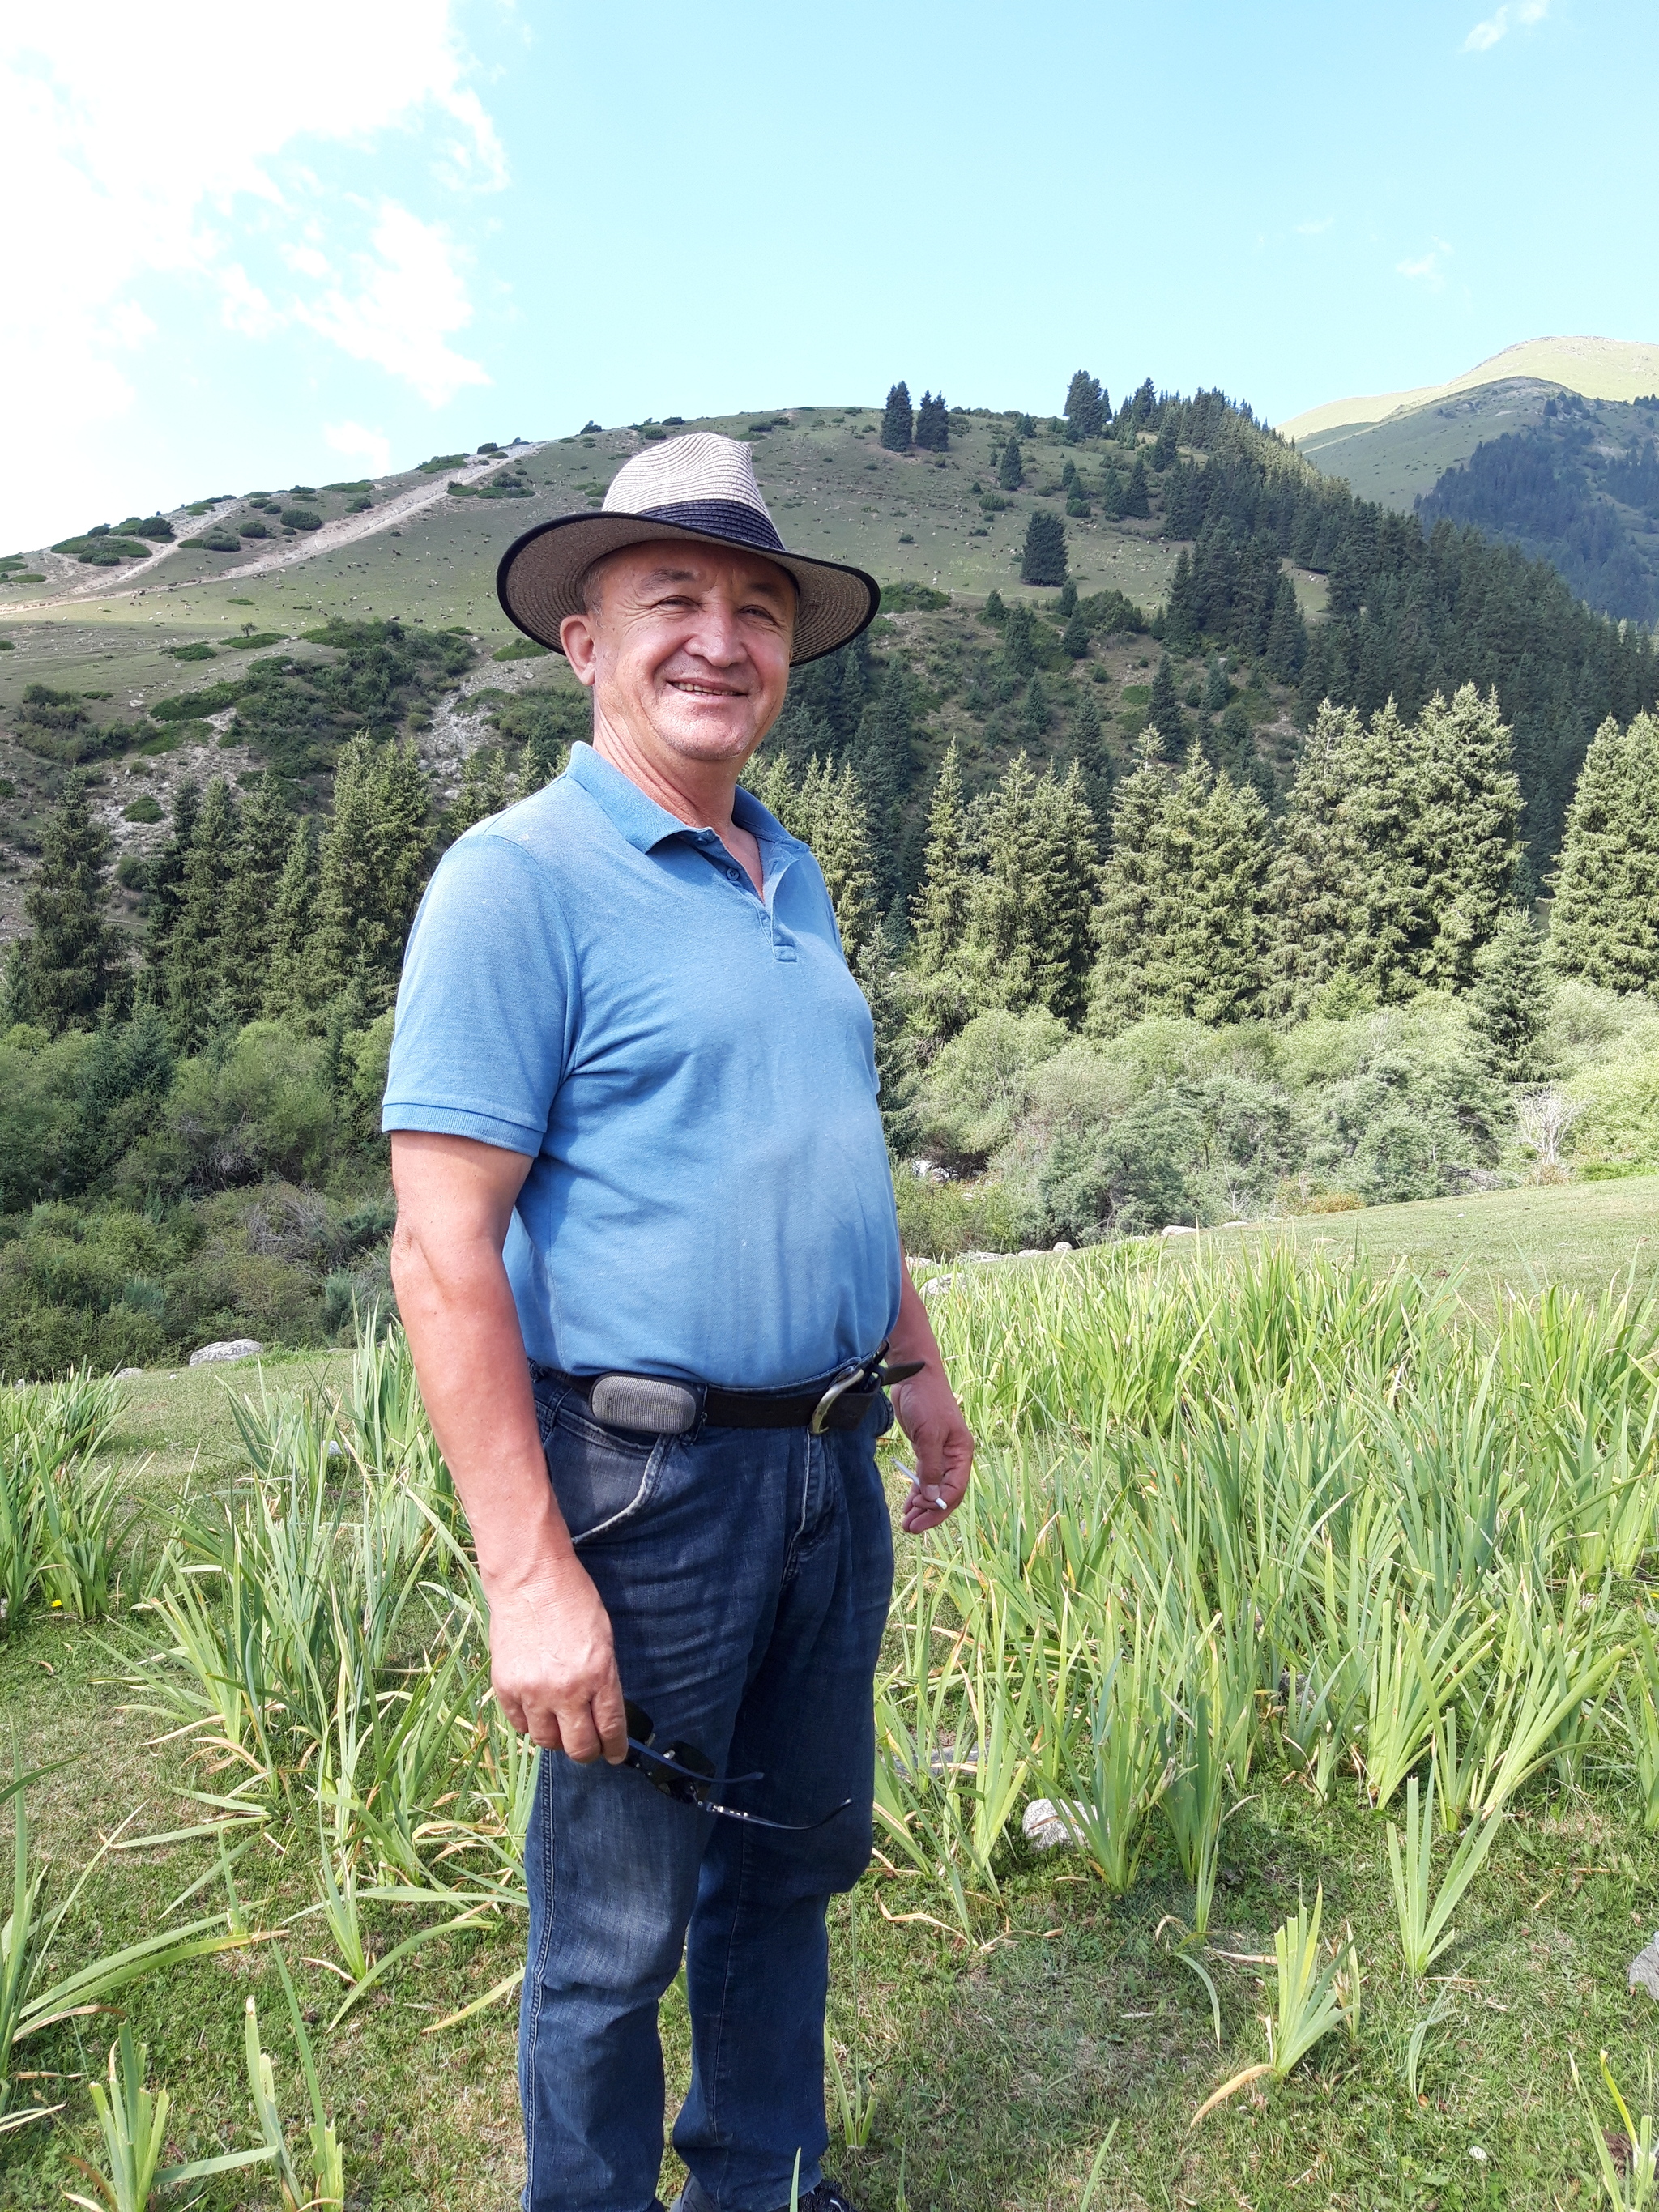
[[2, 0, 1653, 551]]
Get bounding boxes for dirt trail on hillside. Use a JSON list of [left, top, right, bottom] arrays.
[[11, 445, 545, 612]]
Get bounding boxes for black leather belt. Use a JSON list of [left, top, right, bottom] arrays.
[[534, 1344, 923, 1438]]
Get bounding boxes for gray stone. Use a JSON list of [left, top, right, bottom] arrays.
[[113, 1366, 145, 1381], [1051, 1241, 1073, 1254], [1161, 1224, 1200, 1238], [1628, 1933, 1659, 2000], [1022, 1798, 1087, 1852], [188, 1338, 264, 1367], [917, 1274, 958, 1298]]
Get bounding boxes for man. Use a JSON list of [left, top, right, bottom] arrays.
[[384, 432, 974, 2212]]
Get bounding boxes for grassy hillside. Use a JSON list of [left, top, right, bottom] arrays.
[[0, 404, 1193, 937], [1281, 334, 1659, 445], [1291, 375, 1564, 511]]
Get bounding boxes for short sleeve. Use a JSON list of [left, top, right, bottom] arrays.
[[382, 829, 576, 1155]]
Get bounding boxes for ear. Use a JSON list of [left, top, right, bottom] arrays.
[[560, 612, 599, 687]]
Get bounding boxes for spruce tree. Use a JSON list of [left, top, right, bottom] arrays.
[[798, 757, 879, 979], [1022, 676, 1049, 737], [1410, 686, 1523, 993], [1163, 548, 1200, 654], [1090, 741, 1271, 1030], [1262, 574, 1307, 682], [880, 382, 914, 453], [305, 736, 432, 1015], [1063, 371, 1106, 441], [1069, 688, 1114, 820], [5, 772, 121, 1034], [1020, 509, 1067, 586], [444, 747, 511, 840], [914, 391, 949, 450], [1548, 710, 1659, 991], [1058, 580, 1078, 616], [968, 752, 1044, 1015], [912, 740, 972, 965], [517, 716, 569, 794], [1121, 455, 1151, 519], [164, 777, 240, 1051], [1473, 907, 1548, 1075], [220, 772, 292, 1024], [262, 815, 319, 1022], [1203, 655, 1231, 714], [998, 437, 1024, 492], [1151, 418, 1179, 471], [142, 780, 200, 987], [1002, 602, 1037, 678], [1147, 654, 1183, 757], [1268, 687, 1520, 1009], [1061, 608, 1090, 659], [1026, 762, 1102, 1024]]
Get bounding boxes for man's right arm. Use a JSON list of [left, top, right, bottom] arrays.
[[389, 1129, 627, 1764]]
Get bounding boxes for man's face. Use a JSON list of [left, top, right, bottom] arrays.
[[559, 541, 795, 767]]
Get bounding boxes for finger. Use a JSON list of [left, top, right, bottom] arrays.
[[557, 1701, 604, 1764], [591, 1673, 629, 1765]]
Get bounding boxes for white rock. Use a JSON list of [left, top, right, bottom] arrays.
[[1628, 1933, 1659, 1999], [188, 1338, 264, 1366], [1051, 1241, 1073, 1254], [1161, 1225, 1200, 1238], [917, 1275, 957, 1298], [1022, 1798, 1088, 1852], [113, 1366, 145, 1381]]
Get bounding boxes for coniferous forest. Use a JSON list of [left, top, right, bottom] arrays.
[[3, 378, 1659, 1374]]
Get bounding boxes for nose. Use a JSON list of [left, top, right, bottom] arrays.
[[682, 596, 747, 667]]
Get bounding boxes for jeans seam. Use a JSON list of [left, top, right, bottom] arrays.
[[702, 1820, 753, 2203], [522, 1761, 558, 2199]]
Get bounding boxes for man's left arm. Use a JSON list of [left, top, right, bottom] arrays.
[[885, 1259, 974, 1533]]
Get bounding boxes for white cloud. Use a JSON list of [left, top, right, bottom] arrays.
[[1397, 238, 1453, 287], [0, 4, 505, 542], [298, 202, 488, 408], [326, 420, 394, 476], [1295, 216, 1335, 237], [1464, 0, 1548, 51], [220, 264, 284, 341]]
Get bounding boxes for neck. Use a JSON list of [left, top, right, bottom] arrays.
[[591, 702, 752, 831]]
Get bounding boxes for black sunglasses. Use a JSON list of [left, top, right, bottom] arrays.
[[622, 1701, 848, 1832]]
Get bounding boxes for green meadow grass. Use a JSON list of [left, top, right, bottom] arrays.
[[6, 1193, 1659, 2210]]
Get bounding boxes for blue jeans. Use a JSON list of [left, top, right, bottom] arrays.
[[521, 1375, 895, 2212]]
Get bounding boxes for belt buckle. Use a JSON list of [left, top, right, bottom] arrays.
[[809, 1360, 869, 1436]]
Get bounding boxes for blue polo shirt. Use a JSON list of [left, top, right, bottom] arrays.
[[382, 742, 902, 1389]]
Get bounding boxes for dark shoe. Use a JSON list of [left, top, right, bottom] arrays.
[[787, 2184, 864, 2212]]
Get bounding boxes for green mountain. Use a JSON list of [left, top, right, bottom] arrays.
[[1286, 339, 1659, 631], [2, 377, 1655, 956]]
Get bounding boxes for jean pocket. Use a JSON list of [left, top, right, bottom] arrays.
[[536, 1388, 667, 1545]]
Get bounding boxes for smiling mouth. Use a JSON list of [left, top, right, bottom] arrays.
[[668, 679, 748, 699]]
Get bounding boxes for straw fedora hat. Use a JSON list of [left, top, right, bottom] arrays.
[[496, 431, 881, 666]]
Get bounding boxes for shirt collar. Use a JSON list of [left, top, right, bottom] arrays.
[[565, 741, 808, 858]]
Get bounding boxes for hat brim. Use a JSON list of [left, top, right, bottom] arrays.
[[495, 510, 881, 667]]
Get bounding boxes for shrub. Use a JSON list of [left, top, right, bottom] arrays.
[[122, 795, 162, 823], [893, 1174, 1038, 1258], [181, 531, 241, 553], [1565, 1046, 1659, 1172], [149, 680, 250, 722], [117, 1023, 335, 1197], [280, 509, 322, 532], [881, 582, 949, 612], [492, 638, 550, 661], [165, 642, 217, 662]]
